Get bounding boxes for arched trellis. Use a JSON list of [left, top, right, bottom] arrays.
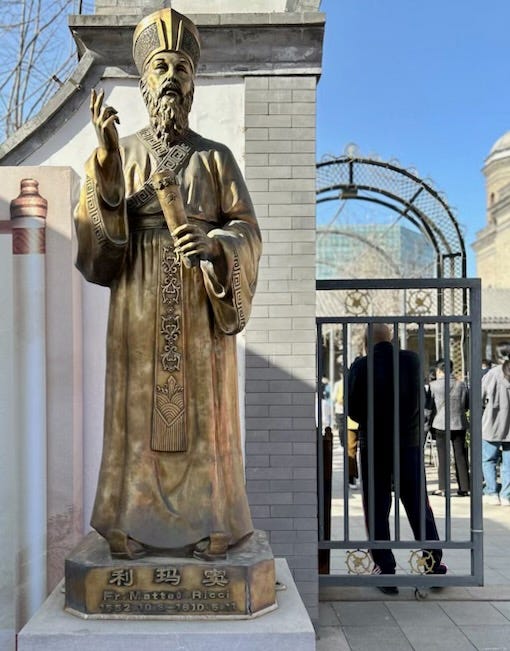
[[316, 152, 470, 376], [316, 154, 466, 279]]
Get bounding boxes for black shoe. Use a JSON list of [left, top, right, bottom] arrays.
[[429, 562, 448, 575], [457, 490, 470, 497], [428, 562, 448, 588], [372, 564, 398, 595], [377, 585, 399, 595]]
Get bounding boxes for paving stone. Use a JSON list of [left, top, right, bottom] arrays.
[[439, 601, 509, 625], [492, 602, 510, 621], [401, 625, 476, 650], [461, 624, 510, 651], [331, 601, 397, 627], [316, 625, 350, 651], [342, 625, 413, 651], [386, 602, 454, 627]]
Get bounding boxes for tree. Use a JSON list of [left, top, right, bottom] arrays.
[[0, 0, 94, 142]]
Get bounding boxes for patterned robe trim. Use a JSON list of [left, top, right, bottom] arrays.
[[152, 243, 187, 453], [127, 128, 195, 212], [160, 245, 182, 372], [86, 176, 107, 245], [85, 176, 126, 251], [231, 249, 246, 331]]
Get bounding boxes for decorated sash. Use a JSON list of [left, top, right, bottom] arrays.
[[129, 127, 196, 453], [127, 127, 195, 212]]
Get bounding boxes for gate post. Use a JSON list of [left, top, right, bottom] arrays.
[[319, 426, 333, 574]]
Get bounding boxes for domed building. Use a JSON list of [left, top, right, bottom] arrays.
[[472, 131, 510, 358]]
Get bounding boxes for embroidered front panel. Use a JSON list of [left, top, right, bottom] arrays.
[[160, 246, 181, 372], [152, 242, 187, 452]]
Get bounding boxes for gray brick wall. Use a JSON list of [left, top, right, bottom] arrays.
[[244, 75, 318, 621]]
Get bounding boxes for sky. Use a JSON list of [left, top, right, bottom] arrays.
[[316, 0, 510, 276], [1, 0, 508, 277]]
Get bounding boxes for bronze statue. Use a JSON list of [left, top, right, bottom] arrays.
[[74, 8, 262, 562]]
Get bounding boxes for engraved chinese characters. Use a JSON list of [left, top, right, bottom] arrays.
[[153, 566, 181, 585]]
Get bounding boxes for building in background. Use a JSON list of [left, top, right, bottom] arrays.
[[473, 131, 510, 359], [317, 222, 435, 280]]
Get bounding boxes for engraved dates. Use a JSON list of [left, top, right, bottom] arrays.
[[99, 600, 238, 614]]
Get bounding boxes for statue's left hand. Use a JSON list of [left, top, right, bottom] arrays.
[[172, 223, 221, 266]]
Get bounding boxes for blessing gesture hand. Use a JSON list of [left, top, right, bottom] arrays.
[[90, 89, 120, 160]]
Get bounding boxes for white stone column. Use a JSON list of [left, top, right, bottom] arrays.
[[0, 217, 16, 651], [10, 179, 48, 623]]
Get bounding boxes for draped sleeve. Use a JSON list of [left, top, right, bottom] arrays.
[[74, 149, 129, 287], [198, 147, 262, 335]]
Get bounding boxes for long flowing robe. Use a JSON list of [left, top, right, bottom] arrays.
[[74, 128, 261, 550]]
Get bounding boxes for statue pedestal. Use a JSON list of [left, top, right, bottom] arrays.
[[65, 530, 276, 619], [17, 558, 315, 651]]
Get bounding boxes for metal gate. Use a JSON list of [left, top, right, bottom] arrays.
[[317, 278, 483, 591]]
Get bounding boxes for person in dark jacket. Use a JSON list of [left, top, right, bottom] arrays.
[[348, 324, 445, 593]]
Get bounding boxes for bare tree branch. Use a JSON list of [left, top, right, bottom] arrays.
[[0, 0, 94, 142]]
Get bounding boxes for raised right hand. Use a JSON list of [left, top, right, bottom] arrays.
[[90, 88, 120, 156]]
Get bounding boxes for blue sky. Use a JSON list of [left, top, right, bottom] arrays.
[[317, 0, 510, 275]]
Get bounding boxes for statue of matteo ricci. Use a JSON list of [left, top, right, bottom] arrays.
[[74, 8, 262, 562]]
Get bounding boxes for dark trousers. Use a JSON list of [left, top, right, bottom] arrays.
[[434, 429, 470, 493], [360, 441, 442, 574]]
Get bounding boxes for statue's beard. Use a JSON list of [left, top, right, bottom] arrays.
[[140, 78, 194, 148]]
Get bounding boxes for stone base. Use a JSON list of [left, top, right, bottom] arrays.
[[65, 530, 276, 619], [18, 559, 315, 651]]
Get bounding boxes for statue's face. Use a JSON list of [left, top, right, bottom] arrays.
[[143, 51, 194, 103], [140, 50, 194, 143]]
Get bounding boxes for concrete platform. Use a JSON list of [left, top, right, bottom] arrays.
[[17, 558, 315, 651]]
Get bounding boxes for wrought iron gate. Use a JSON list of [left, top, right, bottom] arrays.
[[316, 278, 483, 591]]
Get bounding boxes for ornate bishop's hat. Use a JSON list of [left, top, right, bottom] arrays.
[[133, 8, 201, 74]]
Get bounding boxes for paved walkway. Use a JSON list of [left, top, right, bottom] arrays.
[[316, 439, 510, 650]]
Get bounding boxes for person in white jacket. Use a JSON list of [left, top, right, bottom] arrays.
[[428, 359, 470, 497], [481, 342, 510, 506]]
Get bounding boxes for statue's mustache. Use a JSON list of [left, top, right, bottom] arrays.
[[158, 81, 182, 100]]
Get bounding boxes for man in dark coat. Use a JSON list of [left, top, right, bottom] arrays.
[[348, 324, 445, 593]]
